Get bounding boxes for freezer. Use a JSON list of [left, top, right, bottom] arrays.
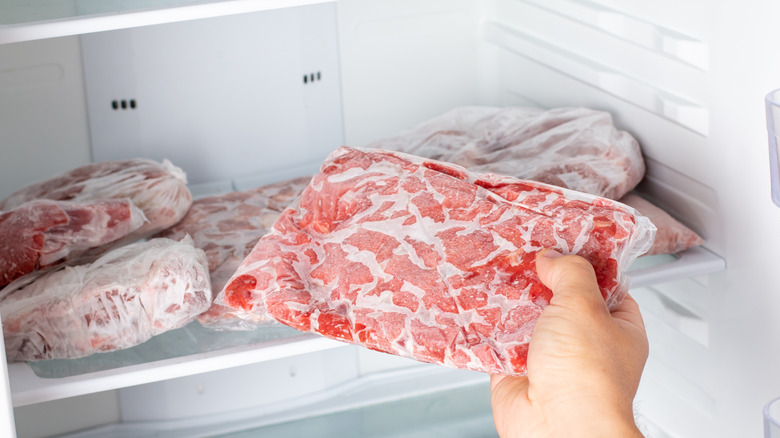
[[1, 0, 776, 436]]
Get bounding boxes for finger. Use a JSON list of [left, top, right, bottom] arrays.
[[535, 249, 606, 310], [610, 293, 646, 330], [490, 374, 530, 401]]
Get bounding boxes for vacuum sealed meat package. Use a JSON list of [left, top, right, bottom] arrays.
[[1, 237, 211, 362], [0, 199, 147, 288], [219, 147, 655, 375], [157, 176, 311, 330], [0, 158, 192, 242], [367, 106, 645, 200]]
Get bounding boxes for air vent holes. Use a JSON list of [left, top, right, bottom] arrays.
[[111, 99, 137, 110]]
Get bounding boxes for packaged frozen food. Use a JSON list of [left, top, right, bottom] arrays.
[[0, 199, 146, 288], [1, 237, 211, 362], [218, 147, 655, 375], [0, 158, 192, 243], [618, 192, 703, 255], [157, 176, 311, 330], [367, 106, 645, 200]]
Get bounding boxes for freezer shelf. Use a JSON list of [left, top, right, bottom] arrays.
[[7, 246, 724, 408], [0, 0, 335, 45], [61, 363, 494, 438]]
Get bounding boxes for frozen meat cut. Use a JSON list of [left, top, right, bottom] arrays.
[[157, 176, 311, 330], [618, 192, 703, 255], [367, 106, 645, 200], [0, 199, 147, 288], [1, 237, 211, 362], [219, 147, 655, 375], [0, 158, 192, 242]]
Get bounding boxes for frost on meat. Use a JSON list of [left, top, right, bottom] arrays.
[[221, 147, 655, 375], [0, 199, 147, 288], [367, 106, 645, 200], [157, 176, 311, 330], [0, 158, 192, 243], [1, 237, 211, 362]]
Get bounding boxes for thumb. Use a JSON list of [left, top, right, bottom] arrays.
[[535, 249, 607, 311]]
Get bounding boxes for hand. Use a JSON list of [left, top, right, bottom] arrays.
[[490, 250, 648, 438]]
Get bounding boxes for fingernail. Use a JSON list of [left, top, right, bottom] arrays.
[[541, 249, 562, 258]]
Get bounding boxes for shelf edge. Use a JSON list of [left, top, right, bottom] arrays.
[[0, 0, 336, 45]]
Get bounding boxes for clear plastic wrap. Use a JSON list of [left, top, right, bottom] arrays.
[[218, 147, 655, 375], [0, 237, 211, 362], [0, 158, 192, 242], [367, 106, 645, 200], [618, 192, 703, 255], [0, 199, 147, 288], [157, 176, 311, 330]]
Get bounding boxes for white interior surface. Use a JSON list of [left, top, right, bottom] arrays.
[[2, 0, 779, 437], [82, 4, 344, 187]]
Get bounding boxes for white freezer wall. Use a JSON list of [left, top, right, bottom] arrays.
[[3, 0, 780, 437]]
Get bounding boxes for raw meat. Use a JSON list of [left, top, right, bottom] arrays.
[[157, 176, 311, 330], [367, 106, 645, 200], [0, 237, 211, 362], [0, 199, 147, 288], [219, 147, 655, 375], [0, 158, 192, 243], [618, 192, 703, 255]]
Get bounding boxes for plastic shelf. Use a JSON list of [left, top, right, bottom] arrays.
[[6, 246, 725, 407], [0, 0, 336, 45]]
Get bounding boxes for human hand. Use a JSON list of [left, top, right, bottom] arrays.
[[490, 249, 648, 438]]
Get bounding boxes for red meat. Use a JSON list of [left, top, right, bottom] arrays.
[[219, 147, 655, 375], [1, 237, 211, 362], [156, 176, 311, 330], [0, 158, 192, 243], [0, 199, 146, 288]]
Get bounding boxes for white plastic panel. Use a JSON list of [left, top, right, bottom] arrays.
[[337, 0, 485, 147], [518, 0, 708, 71], [485, 0, 709, 136], [0, 0, 337, 45], [118, 347, 360, 422], [59, 365, 489, 437], [0, 36, 92, 201], [81, 3, 344, 187]]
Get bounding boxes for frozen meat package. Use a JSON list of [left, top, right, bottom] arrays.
[[157, 176, 312, 330], [367, 106, 645, 200], [0, 199, 147, 288], [0, 237, 211, 362], [0, 158, 193, 243], [218, 147, 655, 375]]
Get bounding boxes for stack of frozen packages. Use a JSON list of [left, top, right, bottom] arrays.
[[174, 106, 701, 332], [365, 106, 702, 255], [0, 158, 207, 362], [156, 176, 312, 330], [215, 147, 657, 375]]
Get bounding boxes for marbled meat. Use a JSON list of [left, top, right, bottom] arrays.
[[219, 147, 655, 375]]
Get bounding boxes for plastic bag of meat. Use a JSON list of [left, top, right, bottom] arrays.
[[367, 106, 645, 200], [218, 147, 655, 375], [157, 176, 311, 330], [0, 236, 211, 362], [0, 158, 192, 243], [0, 199, 147, 288], [618, 192, 703, 255]]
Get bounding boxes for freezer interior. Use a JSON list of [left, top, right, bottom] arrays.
[[2, 0, 779, 436]]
